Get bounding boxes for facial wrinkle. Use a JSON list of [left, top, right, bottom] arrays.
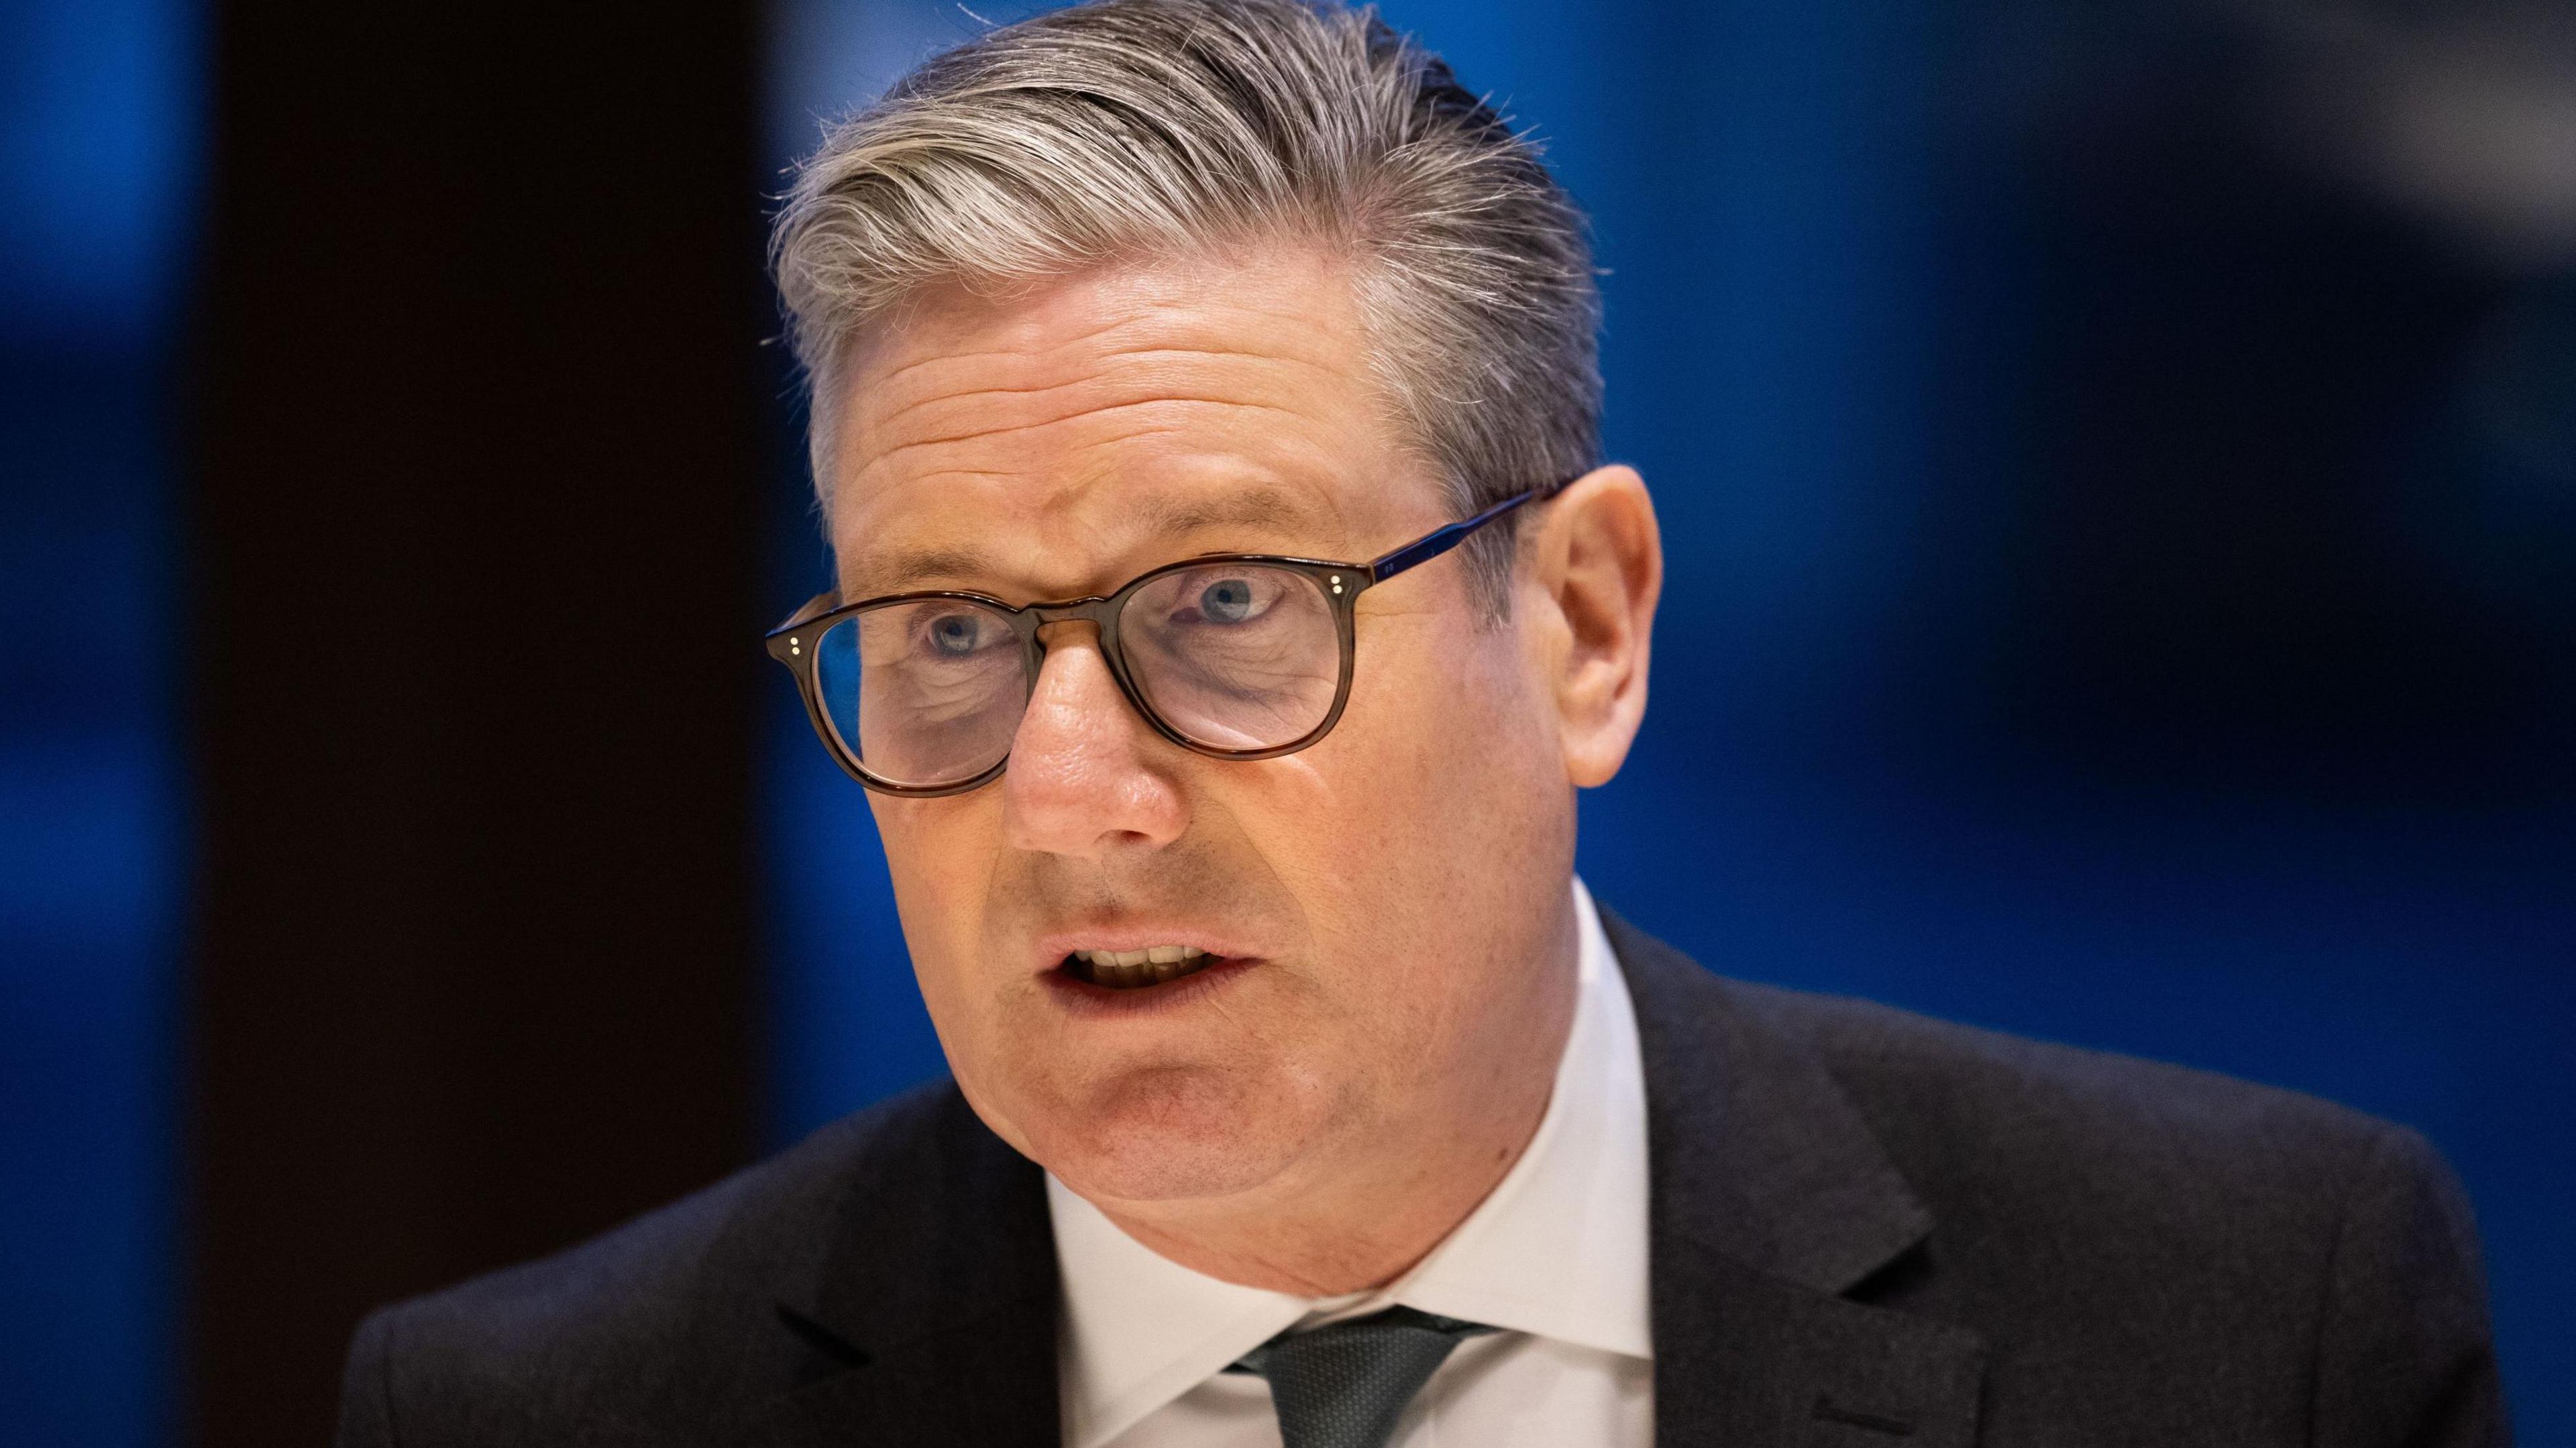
[[867, 340, 1353, 435], [841, 449, 1359, 604], [852, 396, 1328, 490], [861, 304, 1137, 390]]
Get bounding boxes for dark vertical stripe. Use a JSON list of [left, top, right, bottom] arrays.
[[189, 4, 763, 1440]]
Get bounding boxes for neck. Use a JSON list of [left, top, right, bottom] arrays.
[[1086, 926, 1582, 1297]]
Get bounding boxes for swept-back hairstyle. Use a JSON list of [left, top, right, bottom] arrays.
[[770, 0, 1601, 603]]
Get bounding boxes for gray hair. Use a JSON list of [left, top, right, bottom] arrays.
[[771, 0, 1601, 604]]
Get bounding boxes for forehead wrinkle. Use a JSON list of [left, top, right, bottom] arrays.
[[861, 299, 1137, 393], [865, 316, 1122, 393], [855, 272, 1365, 418], [839, 256, 1390, 509], [866, 343, 1354, 439], [840, 471, 1348, 604], [863, 253, 1354, 384], [847, 423, 1353, 571], [864, 332, 1356, 438], [833, 253, 1404, 602], [858, 393, 1322, 477]]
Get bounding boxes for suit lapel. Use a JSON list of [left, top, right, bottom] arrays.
[[737, 1089, 1060, 1448], [1607, 911, 1988, 1448]]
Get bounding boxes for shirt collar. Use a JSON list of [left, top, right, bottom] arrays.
[[1048, 877, 1655, 1448]]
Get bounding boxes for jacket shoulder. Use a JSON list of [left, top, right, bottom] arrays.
[[1718, 978, 2500, 1444], [336, 1080, 979, 1445], [1729, 977, 2402, 1193]]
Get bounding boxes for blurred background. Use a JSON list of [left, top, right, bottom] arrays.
[[3, 0, 2569, 1441]]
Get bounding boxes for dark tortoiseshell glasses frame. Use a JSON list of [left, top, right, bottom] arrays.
[[765, 477, 1570, 797]]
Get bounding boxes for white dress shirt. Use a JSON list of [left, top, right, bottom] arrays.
[[1048, 878, 1654, 1448]]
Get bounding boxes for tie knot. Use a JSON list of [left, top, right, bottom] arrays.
[[1230, 1306, 1498, 1448]]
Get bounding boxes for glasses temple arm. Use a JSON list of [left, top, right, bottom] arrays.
[[771, 590, 841, 636], [1366, 477, 1572, 583]]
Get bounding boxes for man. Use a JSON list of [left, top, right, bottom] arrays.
[[335, 1, 2506, 1444]]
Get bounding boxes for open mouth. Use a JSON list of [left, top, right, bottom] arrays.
[[1061, 945, 1219, 991]]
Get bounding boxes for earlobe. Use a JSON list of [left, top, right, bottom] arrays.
[[1537, 465, 1661, 789]]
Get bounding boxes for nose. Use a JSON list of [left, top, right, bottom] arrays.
[[1000, 622, 1188, 859]]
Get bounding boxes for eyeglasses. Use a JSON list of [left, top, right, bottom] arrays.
[[767, 478, 1567, 796]]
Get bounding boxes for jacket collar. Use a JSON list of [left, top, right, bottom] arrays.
[[1606, 909, 1986, 1447], [746, 907, 1984, 1448]]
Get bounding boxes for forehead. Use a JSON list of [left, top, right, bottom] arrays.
[[825, 247, 1437, 602]]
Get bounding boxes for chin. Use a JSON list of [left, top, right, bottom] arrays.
[[1029, 1063, 1318, 1204]]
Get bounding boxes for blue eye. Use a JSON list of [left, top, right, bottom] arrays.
[[1199, 579, 1254, 623], [926, 612, 986, 656]]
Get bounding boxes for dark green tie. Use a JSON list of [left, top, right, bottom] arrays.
[[1228, 1306, 1499, 1448]]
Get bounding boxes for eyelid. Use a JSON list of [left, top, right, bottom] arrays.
[[1165, 561, 1289, 588], [911, 603, 1011, 651]]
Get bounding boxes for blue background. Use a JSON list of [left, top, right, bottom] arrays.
[[1, 0, 193, 1442], [3, 0, 2568, 1441]]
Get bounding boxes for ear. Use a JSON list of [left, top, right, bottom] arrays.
[[1523, 465, 1661, 788]]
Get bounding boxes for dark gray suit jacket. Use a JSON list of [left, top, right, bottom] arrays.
[[337, 911, 2507, 1445]]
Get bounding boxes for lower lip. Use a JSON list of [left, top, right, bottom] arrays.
[[1040, 955, 1258, 1017]]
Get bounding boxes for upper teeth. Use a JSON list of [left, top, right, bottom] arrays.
[[1073, 945, 1214, 988], [1077, 945, 1207, 968]]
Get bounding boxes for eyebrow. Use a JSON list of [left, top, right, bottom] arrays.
[[860, 546, 995, 596], [1130, 486, 1319, 538], [845, 485, 1334, 600]]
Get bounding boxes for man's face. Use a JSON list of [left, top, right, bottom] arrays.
[[826, 248, 1582, 1207]]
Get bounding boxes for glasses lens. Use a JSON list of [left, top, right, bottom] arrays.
[[813, 599, 1026, 788], [1120, 563, 1342, 751]]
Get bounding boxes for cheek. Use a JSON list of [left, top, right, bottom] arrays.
[[1349, 614, 1546, 826], [1265, 614, 1554, 979], [868, 794, 1009, 1034]]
